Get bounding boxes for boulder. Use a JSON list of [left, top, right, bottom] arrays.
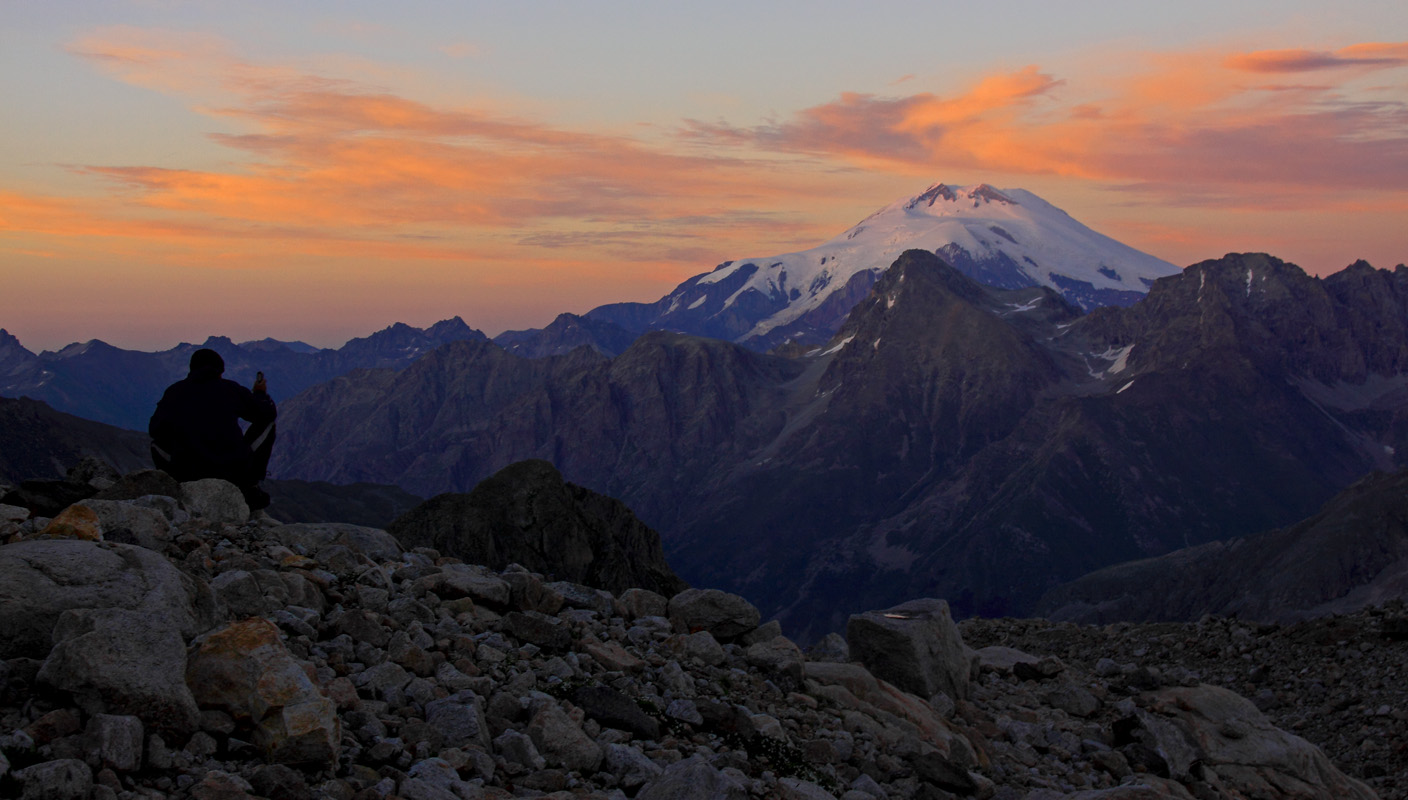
[[0, 539, 218, 659], [274, 522, 403, 563], [635, 756, 749, 800], [185, 618, 340, 766], [35, 505, 102, 541], [668, 588, 761, 640], [37, 608, 201, 734], [68, 499, 172, 550], [846, 598, 971, 700], [744, 635, 806, 686], [571, 684, 661, 740], [526, 702, 602, 772], [180, 479, 249, 525], [1130, 685, 1377, 799], [84, 714, 144, 772], [12, 758, 93, 800], [424, 691, 491, 751]]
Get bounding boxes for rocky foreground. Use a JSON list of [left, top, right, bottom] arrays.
[[0, 469, 1389, 799]]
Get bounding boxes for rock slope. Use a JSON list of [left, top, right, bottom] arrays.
[[0, 468, 1385, 800]]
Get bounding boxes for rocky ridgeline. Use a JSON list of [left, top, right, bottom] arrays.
[[0, 468, 1383, 800]]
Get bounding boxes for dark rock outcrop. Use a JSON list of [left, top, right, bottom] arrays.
[[388, 460, 687, 597]]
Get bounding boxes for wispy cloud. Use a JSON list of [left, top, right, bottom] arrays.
[[41, 26, 857, 273]]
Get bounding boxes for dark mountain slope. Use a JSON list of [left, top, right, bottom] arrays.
[[0, 396, 150, 485], [1037, 467, 1408, 624]]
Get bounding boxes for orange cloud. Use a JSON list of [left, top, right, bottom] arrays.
[[1226, 42, 1408, 73], [28, 26, 869, 287], [686, 41, 1408, 209]]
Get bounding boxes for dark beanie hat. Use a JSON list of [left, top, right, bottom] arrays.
[[190, 348, 225, 374]]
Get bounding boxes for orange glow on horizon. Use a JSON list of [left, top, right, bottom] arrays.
[[3, 26, 1407, 352]]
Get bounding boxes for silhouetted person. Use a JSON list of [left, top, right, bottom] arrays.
[[149, 348, 276, 509]]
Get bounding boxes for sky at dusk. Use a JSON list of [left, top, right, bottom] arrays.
[[3, 1, 1407, 352]]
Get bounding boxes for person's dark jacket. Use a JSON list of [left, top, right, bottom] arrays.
[[149, 364, 276, 484]]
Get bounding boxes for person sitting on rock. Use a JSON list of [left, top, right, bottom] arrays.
[[149, 348, 276, 509]]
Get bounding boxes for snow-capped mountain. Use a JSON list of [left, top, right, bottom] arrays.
[[587, 182, 1180, 349]]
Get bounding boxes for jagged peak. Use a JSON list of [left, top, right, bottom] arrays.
[[904, 182, 1019, 211]]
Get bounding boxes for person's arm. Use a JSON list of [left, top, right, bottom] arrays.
[[238, 373, 277, 424]]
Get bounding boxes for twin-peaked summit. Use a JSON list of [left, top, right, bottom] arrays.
[[585, 182, 1179, 350]]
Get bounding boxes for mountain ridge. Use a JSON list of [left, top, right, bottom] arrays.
[[271, 250, 1408, 639], [584, 182, 1178, 351]]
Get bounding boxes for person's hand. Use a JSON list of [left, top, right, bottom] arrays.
[[253, 371, 267, 394]]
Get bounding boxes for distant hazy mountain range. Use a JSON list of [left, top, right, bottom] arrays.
[[271, 250, 1408, 638], [0, 318, 487, 431]]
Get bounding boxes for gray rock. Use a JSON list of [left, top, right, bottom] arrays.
[[667, 588, 760, 640], [739, 619, 783, 645], [779, 778, 839, 800], [425, 691, 491, 751], [404, 758, 475, 800], [211, 570, 269, 618], [974, 645, 1041, 675], [0, 539, 217, 659], [84, 714, 143, 772], [0, 749, 8, 781], [416, 567, 511, 606], [355, 661, 412, 697], [273, 522, 404, 562], [571, 684, 661, 740], [14, 758, 93, 800], [604, 742, 664, 789], [666, 698, 704, 726], [846, 598, 971, 700], [619, 587, 669, 620], [548, 580, 613, 614], [1135, 685, 1377, 799], [526, 702, 602, 772], [37, 608, 200, 735], [494, 729, 547, 772], [636, 756, 749, 800], [658, 659, 696, 698], [667, 631, 726, 666], [744, 636, 805, 685], [1046, 685, 1101, 718], [808, 632, 850, 663], [180, 478, 249, 525], [128, 494, 186, 524], [0, 503, 29, 524], [502, 610, 572, 651], [69, 499, 171, 551]]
